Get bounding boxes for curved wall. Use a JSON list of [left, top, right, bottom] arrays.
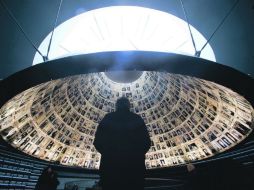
[[0, 52, 253, 169]]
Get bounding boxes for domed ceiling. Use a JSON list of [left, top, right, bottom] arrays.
[[33, 6, 215, 64], [1, 0, 254, 79], [0, 71, 253, 169]]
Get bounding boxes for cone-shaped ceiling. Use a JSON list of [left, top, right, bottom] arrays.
[[0, 68, 253, 169]]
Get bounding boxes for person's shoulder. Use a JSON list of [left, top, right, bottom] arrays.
[[101, 112, 110, 120], [130, 112, 143, 120], [103, 112, 116, 120], [105, 112, 116, 117]]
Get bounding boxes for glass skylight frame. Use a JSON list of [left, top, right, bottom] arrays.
[[33, 6, 216, 65]]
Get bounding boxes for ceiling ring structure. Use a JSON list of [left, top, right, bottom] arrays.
[[0, 52, 253, 169]]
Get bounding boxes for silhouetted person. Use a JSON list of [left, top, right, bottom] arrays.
[[94, 97, 151, 190], [35, 166, 59, 190]]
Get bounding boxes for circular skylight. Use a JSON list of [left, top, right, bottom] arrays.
[[33, 6, 216, 65], [104, 71, 144, 83]]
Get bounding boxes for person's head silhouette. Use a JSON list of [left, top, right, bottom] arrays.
[[116, 97, 130, 111]]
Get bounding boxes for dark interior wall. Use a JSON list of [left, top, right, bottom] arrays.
[[0, 0, 254, 79]]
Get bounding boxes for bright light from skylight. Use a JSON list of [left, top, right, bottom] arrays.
[[33, 6, 216, 65]]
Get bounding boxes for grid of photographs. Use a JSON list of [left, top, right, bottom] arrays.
[[0, 71, 253, 169]]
